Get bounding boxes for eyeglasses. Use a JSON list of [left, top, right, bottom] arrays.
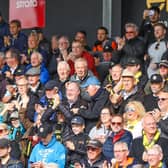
[[87, 147, 98, 152], [125, 107, 135, 112], [111, 122, 122, 126], [157, 97, 168, 101]]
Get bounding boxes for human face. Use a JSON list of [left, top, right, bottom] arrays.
[[159, 66, 168, 78], [125, 27, 137, 40], [0, 126, 8, 138], [100, 108, 112, 124], [114, 144, 129, 163], [27, 75, 39, 86], [154, 26, 166, 40], [17, 83, 28, 95], [41, 133, 53, 146], [75, 61, 87, 79], [5, 51, 18, 68], [10, 23, 20, 36], [66, 83, 80, 102], [11, 119, 20, 128], [126, 65, 139, 74], [71, 124, 84, 135], [97, 29, 107, 42], [72, 42, 83, 57], [86, 85, 97, 97], [45, 89, 56, 99], [111, 116, 123, 133], [149, 11, 160, 23], [57, 64, 70, 81], [87, 146, 102, 162], [0, 147, 10, 158], [31, 53, 40, 67], [157, 92, 168, 112], [110, 66, 122, 82], [125, 105, 138, 121], [58, 37, 69, 51], [150, 83, 162, 94], [51, 36, 58, 50], [147, 149, 162, 167], [143, 115, 157, 135], [28, 35, 38, 49], [75, 32, 86, 44], [122, 77, 135, 92], [102, 52, 112, 62]]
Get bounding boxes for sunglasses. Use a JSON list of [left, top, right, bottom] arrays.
[[111, 122, 122, 126], [125, 31, 134, 34], [125, 107, 135, 112], [87, 147, 98, 151], [114, 149, 127, 153]]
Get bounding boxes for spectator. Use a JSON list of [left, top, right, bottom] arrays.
[[124, 101, 146, 139], [139, 6, 161, 46], [26, 51, 50, 84], [145, 144, 166, 168], [130, 113, 168, 165], [75, 30, 91, 51], [103, 114, 133, 160], [147, 23, 167, 78], [2, 19, 27, 53], [47, 35, 60, 79], [72, 76, 110, 132], [58, 81, 88, 125], [70, 57, 99, 100], [92, 26, 117, 52], [79, 139, 105, 168], [26, 66, 44, 98], [28, 123, 66, 168], [65, 115, 89, 167], [0, 138, 23, 167], [113, 23, 145, 67], [144, 74, 163, 111], [89, 107, 112, 143], [103, 141, 138, 168], [109, 69, 144, 114], [68, 40, 98, 76]]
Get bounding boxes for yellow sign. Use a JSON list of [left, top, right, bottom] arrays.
[[146, 0, 168, 12]]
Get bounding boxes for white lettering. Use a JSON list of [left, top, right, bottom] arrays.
[[16, 0, 38, 9]]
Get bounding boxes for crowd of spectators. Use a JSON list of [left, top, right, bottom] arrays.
[[0, 6, 168, 168]]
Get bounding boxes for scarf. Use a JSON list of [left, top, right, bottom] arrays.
[[115, 157, 134, 168], [126, 120, 139, 131], [142, 130, 160, 150], [135, 71, 142, 84], [149, 161, 163, 168], [113, 129, 125, 143]]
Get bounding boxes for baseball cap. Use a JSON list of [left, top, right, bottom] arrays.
[[45, 80, 58, 90], [159, 60, 168, 68], [103, 44, 113, 52], [26, 67, 40, 76], [38, 123, 53, 138], [71, 116, 85, 125], [9, 111, 19, 120], [14, 68, 25, 76], [126, 57, 140, 66], [81, 76, 100, 88], [122, 69, 134, 78], [150, 74, 163, 83], [87, 139, 102, 148], [0, 138, 10, 148]]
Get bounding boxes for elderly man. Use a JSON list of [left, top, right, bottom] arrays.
[[29, 123, 66, 168], [70, 57, 99, 100], [145, 144, 167, 168], [130, 113, 168, 165], [103, 114, 132, 160], [110, 69, 144, 114], [103, 141, 138, 168], [58, 81, 88, 125]]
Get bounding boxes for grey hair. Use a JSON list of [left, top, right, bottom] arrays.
[[114, 141, 129, 150], [125, 23, 139, 32], [57, 61, 70, 72], [31, 51, 43, 63]]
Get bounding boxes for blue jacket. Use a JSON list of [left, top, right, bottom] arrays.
[[103, 129, 133, 160], [28, 135, 66, 168], [1, 32, 27, 52], [26, 63, 50, 84]]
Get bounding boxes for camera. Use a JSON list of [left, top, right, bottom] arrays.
[[148, 10, 154, 16]]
